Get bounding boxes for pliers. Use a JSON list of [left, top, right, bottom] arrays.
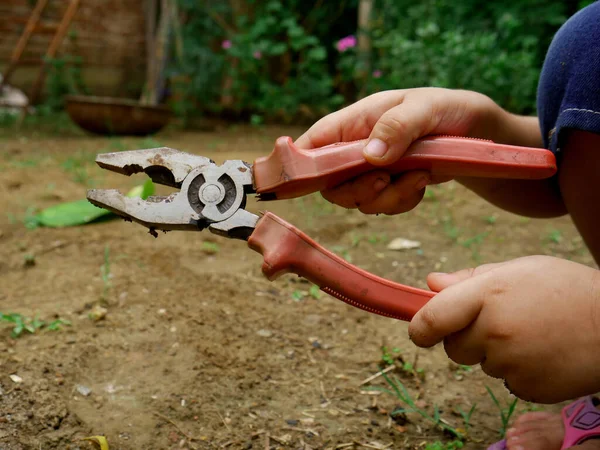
[[87, 135, 557, 322]]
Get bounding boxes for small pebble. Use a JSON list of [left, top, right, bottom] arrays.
[[387, 237, 421, 251], [256, 329, 272, 338], [76, 385, 92, 397], [88, 305, 107, 321], [9, 374, 22, 384]]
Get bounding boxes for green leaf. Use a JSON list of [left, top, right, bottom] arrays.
[[309, 284, 321, 299], [269, 42, 287, 55], [307, 47, 327, 61], [34, 179, 155, 228]]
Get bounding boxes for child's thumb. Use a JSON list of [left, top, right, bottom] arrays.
[[363, 99, 433, 166]]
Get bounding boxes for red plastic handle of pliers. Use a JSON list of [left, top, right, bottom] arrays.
[[247, 212, 435, 321], [253, 136, 557, 199]]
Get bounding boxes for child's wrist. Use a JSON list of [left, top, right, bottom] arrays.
[[467, 95, 542, 148]]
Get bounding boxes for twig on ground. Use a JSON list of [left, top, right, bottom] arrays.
[[353, 441, 392, 450], [270, 435, 290, 445], [359, 365, 395, 386], [320, 380, 330, 403], [283, 426, 320, 437], [216, 410, 231, 431]]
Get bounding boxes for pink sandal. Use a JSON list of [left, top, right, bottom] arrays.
[[487, 396, 600, 449]]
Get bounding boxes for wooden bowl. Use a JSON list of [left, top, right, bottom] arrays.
[[65, 95, 172, 136]]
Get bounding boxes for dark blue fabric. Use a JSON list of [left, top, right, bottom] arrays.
[[537, 1, 600, 155]]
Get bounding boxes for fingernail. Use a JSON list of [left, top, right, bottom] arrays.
[[505, 428, 517, 438], [364, 138, 388, 158], [373, 178, 388, 192], [414, 176, 429, 190]]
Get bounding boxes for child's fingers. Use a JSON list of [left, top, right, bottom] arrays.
[[408, 273, 489, 348], [352, 171, 392, 207], [426, 262, 507, 291], [321, 171, 391, 209], [442, 322, 486, 366], [355, 171, 429, 215], [320, 170, 429, 215], [295, 90, 407, 149]]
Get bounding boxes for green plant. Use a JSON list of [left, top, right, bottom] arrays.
[[455, 404, 477, 431], [486, 386, 519, 438], [309, 284, 321, 299], [381, 345, 401, 366], [291, 284, 322, 301], [23, 253, 36, 267], [425, 441, 464, 450], [201, 241, 220, 254], [546, 229, 562, 244], [161, 0, 590, 123], [369, 372, 464, 439], [351, 233, 387, 247], [460, 231, 489, 263], [23, 206, 40, 230], [172, 0, 354, 122], [0, 313, 70, 338], [61, 152, 96, 186], [368, 0, 571, 114], [442, 216, 461, 242], [43, 53, 88, 112]]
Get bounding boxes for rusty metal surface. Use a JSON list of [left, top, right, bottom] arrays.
[[95, 147, 212, 188], [88, 149, 259, 240]]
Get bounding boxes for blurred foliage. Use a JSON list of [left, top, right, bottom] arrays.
[[366, 0, 585, 114], [172, 0, 357, 123], [18, 0, 593, 124], [170, 0, 593, 122]]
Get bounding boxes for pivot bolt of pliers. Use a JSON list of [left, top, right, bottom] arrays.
[[200, 183, 224, 203]]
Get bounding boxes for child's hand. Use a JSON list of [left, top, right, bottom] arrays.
[[295, 88, 508, 215], [408, 256, 600, 404]]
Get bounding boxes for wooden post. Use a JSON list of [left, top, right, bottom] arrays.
[[0, 0, 49, 90], [141, 0, 158, 105], [357, 0, 373, 99], [27, 0, 80, 106]]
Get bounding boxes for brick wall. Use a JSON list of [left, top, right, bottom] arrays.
[[0, 0, 147, 99]]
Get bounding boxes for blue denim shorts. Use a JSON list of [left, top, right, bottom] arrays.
[[537, 1, 600, 155]]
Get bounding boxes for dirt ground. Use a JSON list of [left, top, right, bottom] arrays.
[[0, 124, 595, 450]]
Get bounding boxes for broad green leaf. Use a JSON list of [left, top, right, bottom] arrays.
[[34, 179, 154, 228]]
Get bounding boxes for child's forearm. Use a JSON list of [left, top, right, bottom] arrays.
[[456, 177, 566, 218], [456, 112, 567, 218]]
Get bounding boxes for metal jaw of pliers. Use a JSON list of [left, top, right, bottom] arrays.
[[88, 136, 557, 323], [87, 148, 259, 240]]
